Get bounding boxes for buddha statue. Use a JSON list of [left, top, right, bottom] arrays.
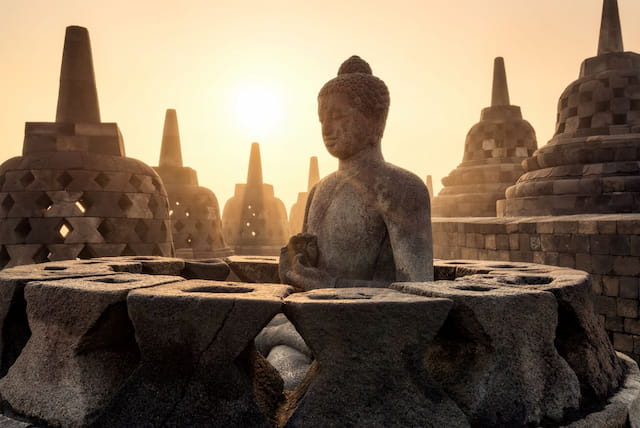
[[279, 56, 433, 289]]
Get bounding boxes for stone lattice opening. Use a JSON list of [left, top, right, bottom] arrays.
[[32, 245, 51, 263], [57, 171, 73, 189], [36, 193, 54, 212], [121, 244, 136, 256], [19, 172, 35, 188], [94, 172, 110, 188], [14, 218, 32, 239], [129, 175, 142, 191], [118, 194, 133, 212], [1, 194, 15, 214], [77, 245, 95, 260], [57, 220, 73, 240], [134, 220, 149, 240], [0, 246, 9, 269]]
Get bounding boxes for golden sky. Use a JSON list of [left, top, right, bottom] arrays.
[[2, 0, 640, 211]]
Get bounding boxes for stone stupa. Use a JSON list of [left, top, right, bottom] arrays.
[[432, 57, 537, 217], [0, 26, 174, 267], [500, 0, 640, 216], [222, 143, 289, 255], [289, 156, 320, 234], [153, 109, 232, 259]]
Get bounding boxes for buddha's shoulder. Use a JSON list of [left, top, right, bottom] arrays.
[[375, 163, 428, 194]]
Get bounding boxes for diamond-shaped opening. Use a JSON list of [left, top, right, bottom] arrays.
[[77, 245, 95, 260], [118, 194, 133, 212], [151, 178, 162, 192], [57, 220, 73, 240], [20, 172, 35, 188], [148, 196, 159, 214], [174, 220, 185, 232], [185, 235, 193, 247], [121, 244, 136, 256], [36, 193, 54, 212], [32, 245, 50, 264], [129, 175, 142, 190], [0, 246, 9, 269], [94, 173, 110, 188], [14, 218, 31, 238], [97, 219, 111, 239], [256, 313, 313, 391], [2, 194, 15, 213], [169, 209, 174, 216], [185, 210, 191, 218], [160, 221, 169, 239], [57, 171, 73, 189], [134, 220, 149, 239], [75, 200, 87, 214]]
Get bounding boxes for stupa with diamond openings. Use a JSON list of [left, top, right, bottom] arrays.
[[222, 142, 289, 255], [153, 109, 232, 258], [0, 26, 174, 268]]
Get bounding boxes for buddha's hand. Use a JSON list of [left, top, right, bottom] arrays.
[[286, 253, 336, 291]]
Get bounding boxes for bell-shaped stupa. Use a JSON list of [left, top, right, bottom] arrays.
[[0, 26, 174, 267], [289, 156, 320, 234], [222, 143, 289, 255], [432, 57, 537, 217], [153, 109, 232, 258], [500, 0, 640, 216]]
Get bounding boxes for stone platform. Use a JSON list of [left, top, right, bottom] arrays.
[[0, 257, 637, 427]]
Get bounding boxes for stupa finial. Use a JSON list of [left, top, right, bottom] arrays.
[[159, 109, 183, 168], [598, 0, 624, 55], [247, 142, 263, 187], [491, 57, 510, 107], [308, 157, 320, 191], [55, 26, 101, 123]]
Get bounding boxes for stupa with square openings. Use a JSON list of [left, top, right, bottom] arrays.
[[432, 57, 537, 217], [500, 0, 640, 216], [289, 156, 320, 234]]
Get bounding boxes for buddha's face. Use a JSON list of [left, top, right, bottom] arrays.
[[318, 92, 377, 160]]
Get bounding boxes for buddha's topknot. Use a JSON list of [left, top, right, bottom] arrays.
[[337, 56, 372, 75], [319, 56, 390, 129]]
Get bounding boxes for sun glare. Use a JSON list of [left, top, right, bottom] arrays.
[[232, 84, 284, 137]]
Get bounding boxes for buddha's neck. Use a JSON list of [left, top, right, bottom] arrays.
[[338, 145, 384, 173]]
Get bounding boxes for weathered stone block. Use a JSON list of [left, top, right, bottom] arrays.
[[617, 298, 638, 318], [0, 273, 184, 427], [281, 288, 467, 428], [94, 281, 291, 428], [394, 281, 580, 426]]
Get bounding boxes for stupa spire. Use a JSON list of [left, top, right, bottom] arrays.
[[159, 109, 183, 168], [55, 26, 101, 123], [307, 156, 320, 191], [598, 0, 624, 55], [247, 142, 263, 187], [491, 57, 510, 107]]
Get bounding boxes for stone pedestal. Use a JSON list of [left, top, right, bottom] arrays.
[[281, 288, 469, 428], [93, 281, 291, 428], [0, 273, 184, 427]]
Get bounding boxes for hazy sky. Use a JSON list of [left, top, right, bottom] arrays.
[[2, 0, 640, 211]]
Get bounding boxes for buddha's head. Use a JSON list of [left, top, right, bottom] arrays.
[[318, 56, 390, 160]]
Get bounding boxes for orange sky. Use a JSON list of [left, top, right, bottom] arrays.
[[2, 0, 640, 211]]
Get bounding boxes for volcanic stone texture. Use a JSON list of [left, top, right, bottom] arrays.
[[153, 109, 232, 259], [222, 143, 289, 256], [93, 280, 291, 428], [393, 280, 580, 426], [432, 57, 537, 217], [0, 273, 183, 427], [501, 2, 640, 216], [280, 288, 470, 428]]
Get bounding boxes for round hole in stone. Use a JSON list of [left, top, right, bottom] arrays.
[[43, 266, 68, 271], [453, 285, 496, 292], [186, 285, 254, 294], [91, 277, 137, 284], [308, 292, 373, 300]]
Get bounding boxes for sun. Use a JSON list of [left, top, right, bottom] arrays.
[[232, 84, 284, 137]]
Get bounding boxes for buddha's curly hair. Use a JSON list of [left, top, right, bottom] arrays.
[[319, 56, 390, 127]]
